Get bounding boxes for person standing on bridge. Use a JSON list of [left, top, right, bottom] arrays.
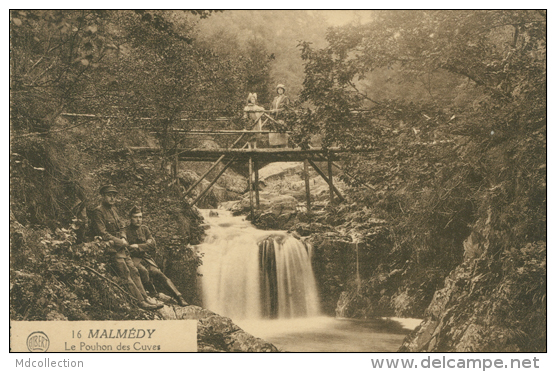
[[91, 185, 163, 311], [243, 93, 265, 149], [271, 84, 290, 114], [269, 84, 290, 148], [125, 206, 189, 307]]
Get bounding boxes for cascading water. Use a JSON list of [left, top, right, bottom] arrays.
[[196, 209, 419, 351], [198, 209, 320, 320]]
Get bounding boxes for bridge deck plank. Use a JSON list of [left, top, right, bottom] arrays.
[[128, 147, 370, 162]]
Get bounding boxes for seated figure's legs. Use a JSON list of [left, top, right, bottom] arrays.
[[148, 266, 181, 296], [124, 256, 149, 299], [132, 257, 157, 295], [146, 263, 188, 306], [112, 257, 145, 301], [112, 257, 163, 310]]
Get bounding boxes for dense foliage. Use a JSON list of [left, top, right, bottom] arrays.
[[9, 10, 277, 226], [9, 10, 273, 319], [296, 10, 545, 351]]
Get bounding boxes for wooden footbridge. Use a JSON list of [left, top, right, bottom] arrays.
[[62, 109, 372, 217], [129, 126, 373, 218]]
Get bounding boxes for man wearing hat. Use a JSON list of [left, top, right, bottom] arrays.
[[92, 185, 163, 310], [125, 206, 189, 307]]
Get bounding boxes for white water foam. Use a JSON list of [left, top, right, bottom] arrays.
[[198, 209, 320, 320]]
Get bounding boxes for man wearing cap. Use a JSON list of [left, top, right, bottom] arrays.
[[125, 206, 189, 307], [92, 185, 163, 310]]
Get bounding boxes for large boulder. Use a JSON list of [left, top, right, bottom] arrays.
[[259, 162, 304, 183], [218, 171, 248, 194], [159, 305, 278, 352], [228, 192, 298, 217]]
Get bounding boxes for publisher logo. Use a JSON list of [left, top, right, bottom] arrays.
[[26, 331, 50, 352]]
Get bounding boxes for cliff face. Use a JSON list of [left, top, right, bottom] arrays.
[[310, 232, 442, 320], [399, 241, 546, 352]]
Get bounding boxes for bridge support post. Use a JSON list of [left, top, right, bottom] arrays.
[[304, 159, 311, 215], [254, 160, 260, 209], [172, 153, 178, 180], [328, 153, 335, 205], [249, 156, 254, 220], [307, 159, 345, 202]]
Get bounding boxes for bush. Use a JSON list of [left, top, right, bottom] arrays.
[[10, 219, 156, 321]]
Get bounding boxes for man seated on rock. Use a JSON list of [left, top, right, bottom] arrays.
[[125, 206, 188, 307], [91, 185, 163, 310]]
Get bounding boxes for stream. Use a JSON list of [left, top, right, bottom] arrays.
[[197, 208, 420, 352], [236, 317, 421, 352]]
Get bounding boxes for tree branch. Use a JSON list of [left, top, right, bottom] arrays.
[[347, 81, 384, 106]]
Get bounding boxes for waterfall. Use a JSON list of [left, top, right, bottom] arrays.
[[355, 241, 362, 293], [351, 233, 362, 294], [198, 209, 320, 320]]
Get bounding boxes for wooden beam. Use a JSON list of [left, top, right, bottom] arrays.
[[307, 159, 345, 202], [249, 157, 254, 220], [190, 158, 234, 207], [61, 113, 120, 119], [177, 156, 341, 163], [172, 153, 178, 180], [182, 133, 247, 198], [180, 118, 232, 122], [166, 129, 293, 135], [129, 146, 371, 163], [304, 159, 311, 214], [129, 146, 369, 155], [254, 160, 260, 208]]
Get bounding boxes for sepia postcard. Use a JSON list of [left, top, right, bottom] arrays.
[[9, 9, 546, 361]]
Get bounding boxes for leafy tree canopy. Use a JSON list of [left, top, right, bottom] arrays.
[[9, 10, 275, 225], [298, 9, 546, 267]]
